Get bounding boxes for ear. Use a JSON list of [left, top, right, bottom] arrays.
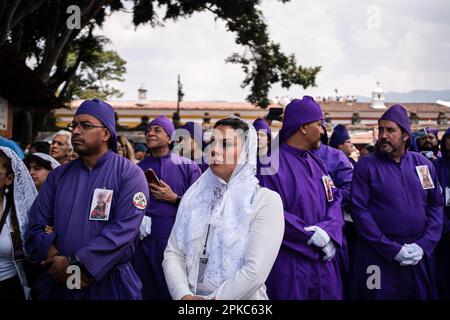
[[299, 125, 308, 135], [102, 128, 112, 143], [5, 173, 14, 186], [402, 132, 409, 142]]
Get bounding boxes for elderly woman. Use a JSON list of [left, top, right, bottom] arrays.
[[0, 147, 38, 300], [163, 118, 284, 300]]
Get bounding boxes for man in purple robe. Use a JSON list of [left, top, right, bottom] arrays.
[[433, 127, 450, 299], [175, 121, 209, 173], [312, 124, 354, 297], [253, 117, 272, 179], [416, 127, 441, 160], [25, 99, 149, 300], [133, 116, 201, 300], [329, 124, 357, 167], [350, 104, 443, 299], [259, 96, 344, 300]]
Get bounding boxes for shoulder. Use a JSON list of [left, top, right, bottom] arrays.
[[254, 187, 283, 211]]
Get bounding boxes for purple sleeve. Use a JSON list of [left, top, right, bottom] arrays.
[[316, 186, 344, 247], [188, 163, 202, 186], [76, 166, 149, 282], [25, 171, 57, 262], [283, 210, 321, 261], [351, 160, 403, 260], [415, 163, 444, 256], [332, 154, 353, 207]]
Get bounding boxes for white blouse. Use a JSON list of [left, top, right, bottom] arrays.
[[163, 187, 285, 300], [0, 202, 17, 282]]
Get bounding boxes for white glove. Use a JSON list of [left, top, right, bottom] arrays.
[[139, 216, 152, 240], [321, 240, 336, 261], [394, 244, 423, 266], [305, 226, 331, 248], [403, 243, 424, 265]]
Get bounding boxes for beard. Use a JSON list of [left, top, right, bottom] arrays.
[[377, 139, 400, 158]]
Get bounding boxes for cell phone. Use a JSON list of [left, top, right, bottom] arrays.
[[145, 169, 161, 186]]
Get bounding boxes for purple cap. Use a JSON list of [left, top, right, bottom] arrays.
[[146, 116, 175, 140], [279, 96, 324, 143], [75, 99, 117, 152]]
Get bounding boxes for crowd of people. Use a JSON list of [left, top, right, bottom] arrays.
[[0, 96, 449, 300]]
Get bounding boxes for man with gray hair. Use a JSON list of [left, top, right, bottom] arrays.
[[50, 130, 73, 164]]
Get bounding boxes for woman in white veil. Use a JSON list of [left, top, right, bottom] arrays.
[[163, 117, 284, 300], [0, 146, 38, 300]]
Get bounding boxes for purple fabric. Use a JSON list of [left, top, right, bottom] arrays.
[[181, 122, 204, 147], [146, 116, 175, 139], [425, 127, 439, 139], [75, 99, 117, 152], [350, 150, 443, 299], [25, 151, 148, 299], [259, 143, 344, 300], [329, 124, 351, 148], [379, 104, 412, 147], [311, 144, 353, 206], [279, 96, 324, 143], [434, 127, 450, 298], [253, 117, 272, 141], [133, 152, 201, 299]]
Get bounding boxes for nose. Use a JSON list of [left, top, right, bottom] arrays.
[[380, 130, 388, 140]]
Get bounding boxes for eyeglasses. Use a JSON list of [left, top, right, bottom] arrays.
[[68, 121, 105, 132]]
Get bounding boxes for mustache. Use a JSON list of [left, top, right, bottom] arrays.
[[379, 139, 393, 147]]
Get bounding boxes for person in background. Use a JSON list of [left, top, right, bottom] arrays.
[[175, 122, 208, 173], [329, 124, 357, 166], [117, 136, 137, 163], [134, 143, 147, 162], [24, 153, 60, 191], [253, 117, 272, 179], [416, 127, 441, 161], [433, 127, 450, 299], [50, 130, 73, 165], [26, 141, 51, 155], [133, 116, 201, 300]]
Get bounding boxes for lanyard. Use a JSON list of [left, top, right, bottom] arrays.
[[202, 225, 211, 256]]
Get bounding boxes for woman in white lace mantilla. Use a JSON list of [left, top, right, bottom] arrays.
[[163, 118, 284, 300], [0, 146, 38, 300]]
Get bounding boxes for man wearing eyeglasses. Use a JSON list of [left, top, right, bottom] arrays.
[[25, 98, 149, 300], [133, 115, 201, 300]]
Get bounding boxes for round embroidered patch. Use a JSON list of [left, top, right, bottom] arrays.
[[133, 192, 147, 209]]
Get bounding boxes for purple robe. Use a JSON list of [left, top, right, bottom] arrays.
[[311, 144, 353, 206], [133, 152, 201, 299], [312, 143, 355, 297], [259, 143, 344, 300], [433, 128, 450, 299], [350, 151, 443, 299], [25, 151, 148, 300]]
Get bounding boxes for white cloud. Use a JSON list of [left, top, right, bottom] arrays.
[[95, 0, 450, 101]]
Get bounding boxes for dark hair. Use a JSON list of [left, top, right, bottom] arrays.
[[214, 118, 249, 132], [29, 141, 50, 154], [24, 154, 53, 171], [0, 150, 20, 249]]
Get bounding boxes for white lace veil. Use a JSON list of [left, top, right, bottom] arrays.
[[173, 119, 259, 292], [0, 146, 38, 244]]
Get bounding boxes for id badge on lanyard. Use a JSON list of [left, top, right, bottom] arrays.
[[196, 225, 212, 295]]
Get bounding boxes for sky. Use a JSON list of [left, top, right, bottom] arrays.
[[97, 0, 450, 102]]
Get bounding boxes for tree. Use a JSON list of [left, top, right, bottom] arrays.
[[1, 0, 320, 142]]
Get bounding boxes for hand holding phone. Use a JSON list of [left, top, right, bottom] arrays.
[[145, 169, 161, 186]]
